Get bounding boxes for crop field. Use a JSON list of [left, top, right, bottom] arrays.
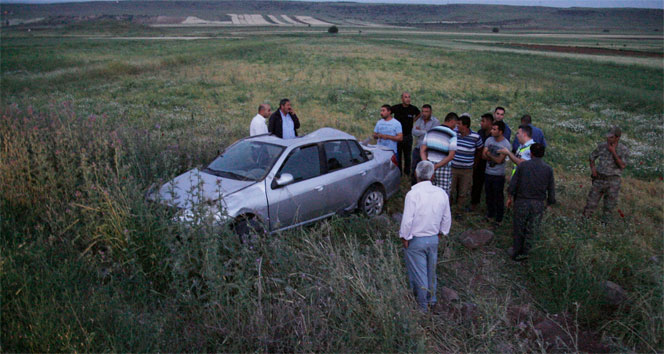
[[1, 17, 663, 352]]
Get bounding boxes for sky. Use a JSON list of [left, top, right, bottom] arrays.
[[1, 0, 662, 8]]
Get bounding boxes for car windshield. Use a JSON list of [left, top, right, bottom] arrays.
[[205, 140, 285, 181]]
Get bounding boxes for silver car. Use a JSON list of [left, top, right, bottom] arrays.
[[150, 128, 401, 235]]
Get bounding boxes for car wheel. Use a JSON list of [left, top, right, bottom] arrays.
[[359, 186, 385, 217], [234, 216, 265, 244]]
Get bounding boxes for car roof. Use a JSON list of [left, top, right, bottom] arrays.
[[245, 127, 357, 147]]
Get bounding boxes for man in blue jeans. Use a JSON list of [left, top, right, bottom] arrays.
[[399, 161, 452, 311]]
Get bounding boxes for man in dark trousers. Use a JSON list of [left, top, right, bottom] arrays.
[[506, 143, 555, 261], [268, 98, 300, 139], [471, 113, 494, 211], [392, 92, 421, 176]]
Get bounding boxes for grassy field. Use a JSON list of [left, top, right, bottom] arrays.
[[2, 20, 663, 352]]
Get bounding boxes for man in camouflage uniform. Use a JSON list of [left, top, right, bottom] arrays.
[[583, 127, 629, 219]]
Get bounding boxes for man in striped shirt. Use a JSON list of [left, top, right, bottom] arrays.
[[450, 114, 484, 218]]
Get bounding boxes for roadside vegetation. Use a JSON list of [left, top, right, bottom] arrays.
[[1, 25, 662, 352]]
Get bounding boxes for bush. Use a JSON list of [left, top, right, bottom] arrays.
[[328, 25, 339, 34], [492, 27, 499, 33]]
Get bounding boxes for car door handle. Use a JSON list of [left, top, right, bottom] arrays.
[[314, 186, 324, 191], [361, 171, 367, 176]]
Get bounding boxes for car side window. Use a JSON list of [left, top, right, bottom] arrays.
[[279, 145, 322, 182], [347, 140, 368, 164], [323, 140, 353, 172]]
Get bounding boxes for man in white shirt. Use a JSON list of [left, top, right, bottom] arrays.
[[399, 161, 452, 311], [250, 104, 271, 136]]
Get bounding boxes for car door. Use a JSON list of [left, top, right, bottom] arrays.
[[322, 140, 371, 213], [265, 144, 329, 231]]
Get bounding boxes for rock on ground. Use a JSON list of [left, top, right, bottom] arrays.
[[459, 229, 494, 249], [603, 280, 628, 306]]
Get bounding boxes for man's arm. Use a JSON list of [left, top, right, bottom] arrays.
[[434, 151, 454, 169], [486, 150, 507, 164], [399, 193, 416, 248], [482, 147, 489, 160], [374, 132, 403, 142], [291, 113, 300, 130], [267, 114, 280, 137], [412, 119, 426, 137], [499, 147, 523, 165], [608, 142, 626, 170], [547, 167, 556, 206], [439, 194, 452, 237], [589, 145, 600, 177], [506, 166, 520, 208]]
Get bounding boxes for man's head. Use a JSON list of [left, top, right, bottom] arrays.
[[458, 115, 471, 135], [517, 124, 533, 145], [421, 104, 432, 120], [279, 98, 291, 114], [401, 92, 411, 106], [530, 143, 545, 158], [415, 160, 434, 182], [491, 120, 505, 138], [494, 106, 505, 121], [258, 104, 271, 118], [380, 104, 392, 119], [443, 112, 459, 129], [520, 114, 532, 125], [606, 126, 622, 144], [481, 113, 494, 131]]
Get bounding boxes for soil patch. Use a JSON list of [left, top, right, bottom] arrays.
[[503, 42, 663, 58]]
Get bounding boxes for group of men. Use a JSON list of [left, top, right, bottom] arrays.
[[250, 98, 300, 139], [386, 92, 628, 311], [247, 95, 630, 312]]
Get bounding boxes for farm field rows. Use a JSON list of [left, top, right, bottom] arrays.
[[1, 22, 663, 352]]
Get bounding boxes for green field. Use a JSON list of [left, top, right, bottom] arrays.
[[2, 18, 663, 352]]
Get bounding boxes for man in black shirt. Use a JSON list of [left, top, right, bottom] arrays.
[[392, 92, 421, 176], [506, 143, 555, 261]]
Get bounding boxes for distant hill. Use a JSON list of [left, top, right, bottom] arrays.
[[1, 1, 662, 32]]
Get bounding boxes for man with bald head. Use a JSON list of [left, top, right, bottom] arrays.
[[250, 103, 271, 136], [392, 92, 421, 176]]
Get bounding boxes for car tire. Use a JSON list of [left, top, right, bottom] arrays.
[[234, 216, 265, 244], [359, 185, 385, 217]]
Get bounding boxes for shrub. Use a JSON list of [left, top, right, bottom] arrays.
[[492, 27, 499, 33], [328, 25, 339, 34]]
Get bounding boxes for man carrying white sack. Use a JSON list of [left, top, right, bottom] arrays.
[[399, 161, 452, 312]]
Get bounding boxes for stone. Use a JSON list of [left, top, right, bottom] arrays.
[[371, 214, 391, 226], [495, 342, 514, 353], [604, 281, 628, 306], [391, 212, 403, 224], [459, 229, 494, 249], [461, 302, 478, 321], [532, 315, 575, 350], [441, 286, 459, 303]]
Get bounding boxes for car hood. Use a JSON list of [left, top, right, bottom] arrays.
[[156, 168, 256, 209]]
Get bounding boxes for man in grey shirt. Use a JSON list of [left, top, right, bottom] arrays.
[[482, 120, 512, 226], [410, 104, 439, 186]]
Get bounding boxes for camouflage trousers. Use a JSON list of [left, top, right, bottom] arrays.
[[583, 175, 621, 217], [512, 199, 546, 258]]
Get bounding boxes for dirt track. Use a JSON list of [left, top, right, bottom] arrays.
[[504, 43, 663, 58]]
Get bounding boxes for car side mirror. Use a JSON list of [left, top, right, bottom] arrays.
[[273, 173, 294, 188]]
